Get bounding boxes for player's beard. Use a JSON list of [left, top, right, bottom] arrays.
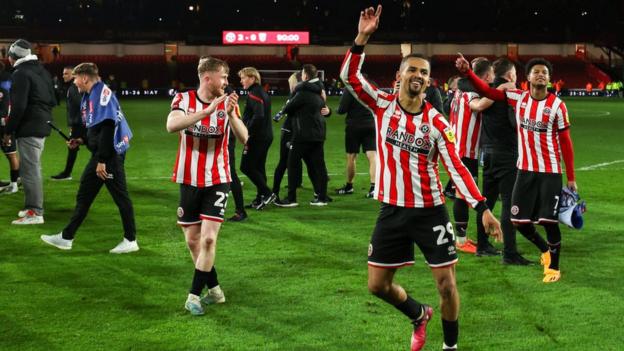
[[406, 79, 425, 98], [211, 85, 225, 97]]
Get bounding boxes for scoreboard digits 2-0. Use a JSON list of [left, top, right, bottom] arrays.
[[222, 31, 309, 45]]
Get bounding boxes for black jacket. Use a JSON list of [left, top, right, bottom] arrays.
[[424, 85, 444, 113], [337, 88, 374, 127], [5, 58, 56, 138], [0, 87, 8, 119], [65, 83, 86, 139], [65, 83, 82, 126], [282, 79, 326, 143], [87, 119, 116, 163], [479, 77, 517, 155], [242, 83, 272, 141]]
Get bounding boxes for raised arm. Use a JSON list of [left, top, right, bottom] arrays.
[[339, 5, 385, 110], [354, 5, 382, 46], [456, 53, 506, 101]]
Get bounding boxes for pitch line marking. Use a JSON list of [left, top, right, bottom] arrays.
[[578, 160, 624, 171], [572, 109, 611, 117]]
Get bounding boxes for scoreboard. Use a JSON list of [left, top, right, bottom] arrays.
[[222, 31, 309, 45]]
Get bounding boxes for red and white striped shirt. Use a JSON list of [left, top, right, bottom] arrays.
[[170, 90, 231, 187], [449, 90, 481, 159], [340, 50, 485, 208], [505, 89, 570, 174]]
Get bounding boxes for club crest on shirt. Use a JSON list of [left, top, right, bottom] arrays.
[[543, 107, 552, 116], [420, 124, 430, 134], [217, 111, 226, 119]]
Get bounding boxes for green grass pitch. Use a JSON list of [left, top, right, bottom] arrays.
[[1, 96, 623, 350]]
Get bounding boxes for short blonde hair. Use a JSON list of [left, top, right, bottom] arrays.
[[238, 67, 261, 85], [72, 62, 99, 78], [198, 56, 229, 76]]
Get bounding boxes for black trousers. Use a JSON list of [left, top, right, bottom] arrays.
[[228, 140, 245, 213], [62, 146, 80, 175], [272, 130, 302, 196], [477, 151, 518, 256], [240, 137, 273, 198], [287, 141, 328, 202], [62, 154, 136, 241]]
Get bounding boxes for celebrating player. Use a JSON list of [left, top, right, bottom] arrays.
[[448, 57, 497, 255], [166, 56, 248, 315], [341, 5, 502, 351], [456, 53, 576, 283]]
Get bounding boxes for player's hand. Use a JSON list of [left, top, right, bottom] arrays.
[[455, 53, 470, 75], [320, 106, 330, 116], [2, 134, 10, 147], [482, 209, 503, 243], [358, 5, 382, 36], [96, 162, 109, 180], [67, 138, 83, 149], [393, 80, 400, 94], [567, 180, 578, 192], [226, 92, 239, 116], [497, 82, 516, 90], [204, 94, 228, 116]]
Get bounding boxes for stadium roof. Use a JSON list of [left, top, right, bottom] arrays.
[[1, 0, 622, 45]]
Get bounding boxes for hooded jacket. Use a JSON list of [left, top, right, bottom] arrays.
[[282, 78, 326, 143], [5, 55, 56, 138]]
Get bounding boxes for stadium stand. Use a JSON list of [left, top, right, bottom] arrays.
[[40, 54, 404, 91]]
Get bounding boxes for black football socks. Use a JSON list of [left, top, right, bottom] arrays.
[[206, 267, 219, 289], [516, 224, 549, 252], [395, 295, 424, 326], [190, 268, 210, 296], [442, 319, 459, 349]]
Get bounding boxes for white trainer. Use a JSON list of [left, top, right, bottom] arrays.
[[185, 294, 205, 315], [17, 209, 28, 218], [12, 210, 44, 225], [0, 183, 18, 195], [41, 233, 73, 250], [201, 285, 226, 305], [109, 238, 139, 254]]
